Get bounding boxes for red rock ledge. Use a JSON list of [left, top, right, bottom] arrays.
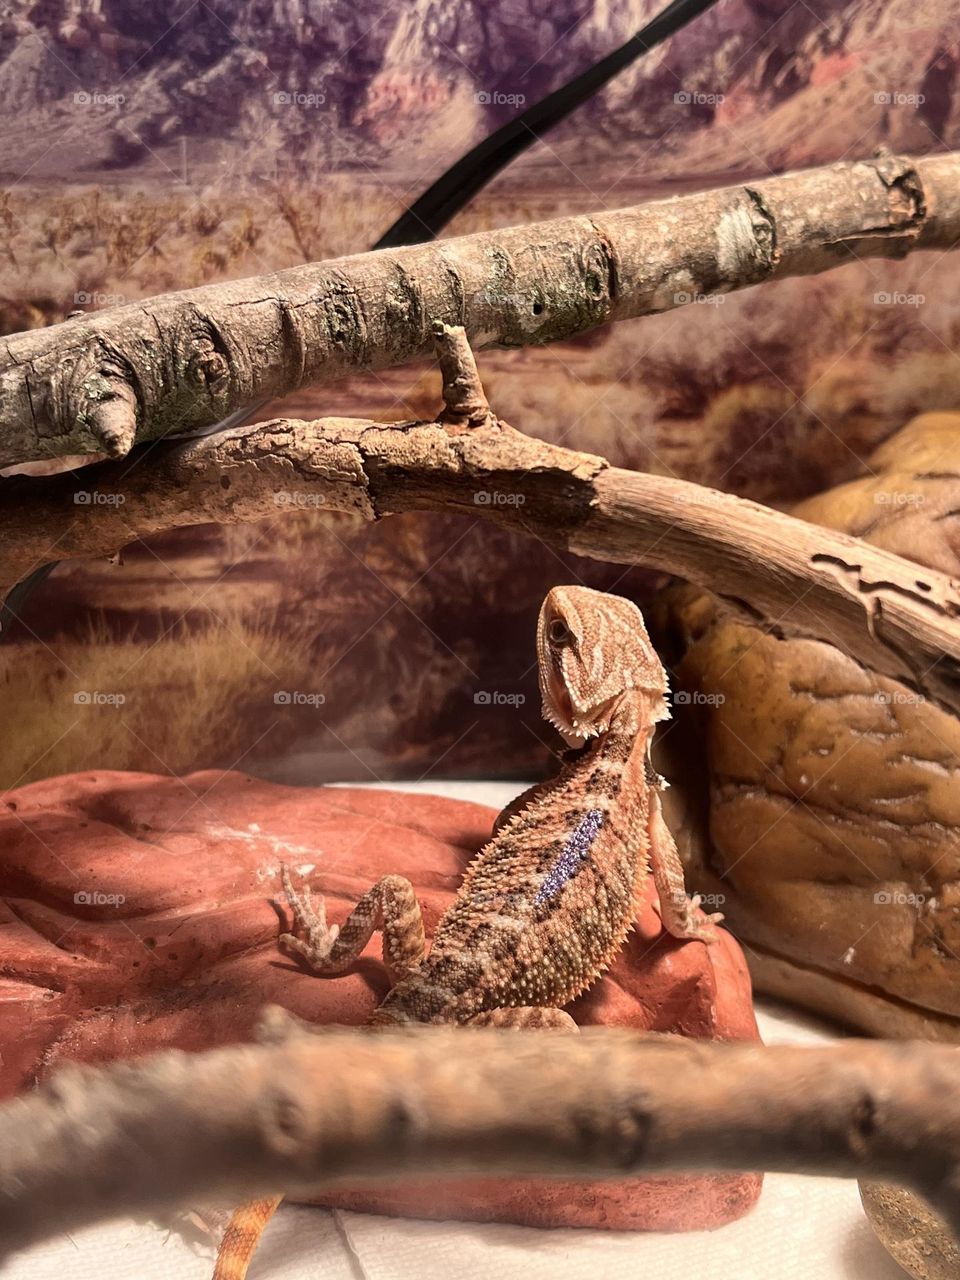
[[0, 769, 763, 1230]]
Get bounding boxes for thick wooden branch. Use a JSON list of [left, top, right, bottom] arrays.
[[0, 1023, 957, 1260], [3, 330, 959, 711], [2, 150, 958, 467]]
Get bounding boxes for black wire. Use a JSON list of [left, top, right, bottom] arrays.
[[374, 0, 722, 249], [1, 563, 58, 632], [0, 0, 724, 634]]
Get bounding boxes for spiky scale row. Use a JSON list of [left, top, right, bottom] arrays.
[[213, 586, 723, 1279]]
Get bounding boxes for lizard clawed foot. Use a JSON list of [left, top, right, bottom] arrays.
[[278, 863, 340, 965], [664, 891, 725, 944]]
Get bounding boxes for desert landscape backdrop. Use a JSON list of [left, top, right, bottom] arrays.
[[2, 0, 959, 787]]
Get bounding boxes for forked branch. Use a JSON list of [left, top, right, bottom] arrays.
[[3, 325, 959, 713]]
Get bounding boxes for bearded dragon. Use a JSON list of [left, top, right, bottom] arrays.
[[213, 585, 722, 1278]]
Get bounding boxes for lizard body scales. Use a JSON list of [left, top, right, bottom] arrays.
[[213, 585, 722, 1278]]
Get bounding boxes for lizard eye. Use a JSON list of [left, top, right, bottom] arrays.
[[549, 618, 572, 645]]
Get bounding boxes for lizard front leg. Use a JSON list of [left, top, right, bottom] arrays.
[[647, 786, 724, 943], [280, 865, 426, 981], [467, 1007, 578, 1030]]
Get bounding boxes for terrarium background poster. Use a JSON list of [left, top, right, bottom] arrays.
[[2, 0, 958, 788]]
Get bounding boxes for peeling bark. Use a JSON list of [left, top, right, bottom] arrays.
[[1, 150, 958, 468], [0, 1020, 958, 1259]]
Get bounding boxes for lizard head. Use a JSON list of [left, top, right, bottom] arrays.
[[537, 586, 669, 741]]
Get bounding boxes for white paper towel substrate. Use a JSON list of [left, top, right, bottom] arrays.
[[0, 1169, 907, 1280], [0, 782, 910, 1280]]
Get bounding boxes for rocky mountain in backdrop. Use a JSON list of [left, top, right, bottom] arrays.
[[3, 0, 960, 792], [0, 0, 956, 186]]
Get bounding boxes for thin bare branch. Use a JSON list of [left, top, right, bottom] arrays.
[[0, 1022, 957, 1260]]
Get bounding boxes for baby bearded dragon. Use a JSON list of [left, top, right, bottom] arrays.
[[213, 585, 722, 1278]]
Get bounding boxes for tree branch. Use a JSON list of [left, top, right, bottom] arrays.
[[2, 150, 957, 468], [4, 326, 959, 711], [0, 1021, 958, 1260]]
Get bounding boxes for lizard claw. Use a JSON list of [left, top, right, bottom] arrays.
[[695, 893, 725, 920], [688, 893, 725, 939], [279, 863, 340, 964], [665, 892, 725, 943]]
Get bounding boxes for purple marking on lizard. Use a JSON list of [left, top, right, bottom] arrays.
[[535, 808, 605, 904]]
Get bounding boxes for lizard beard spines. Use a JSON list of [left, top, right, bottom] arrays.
[[538, 587, 670, 740]]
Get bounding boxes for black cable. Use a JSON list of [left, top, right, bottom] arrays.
[[2, 563, 57, 632], [374, 0, 722, 249], [1, 0, 724, 633]]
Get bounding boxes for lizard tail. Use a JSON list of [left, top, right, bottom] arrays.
[[213, 1195, 283, 1279]]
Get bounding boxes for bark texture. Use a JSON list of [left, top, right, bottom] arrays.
[[4, 331, 960, 713], [0, 1022, 957, 1259], [1, 150, 957, 468]]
